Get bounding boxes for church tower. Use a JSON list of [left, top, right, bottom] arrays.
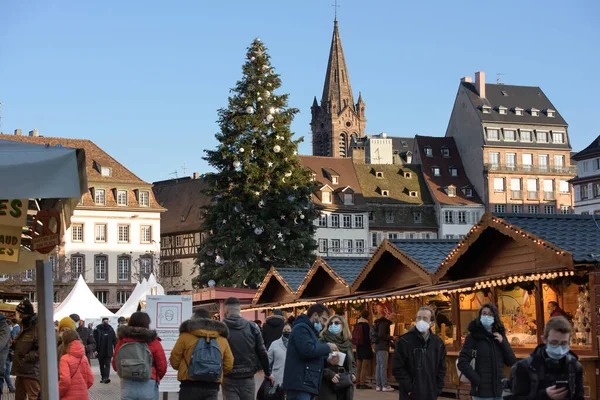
[[311, 19, 366, 157]]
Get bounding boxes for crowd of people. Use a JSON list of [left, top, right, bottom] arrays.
[[0, 297, 585, 400]]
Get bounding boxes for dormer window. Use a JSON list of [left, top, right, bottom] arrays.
[[513, 107, 524, 116], [446, 186, 457, 197], [405, 152, 413, 163], [381, 190, 389, 197], [376, 171, 384, 178], [448, 167, 458, 177], [409, 191, 418, 197], [311, 173, 317, 182], [487, 129, 499, 141], [463, 188, 473, 197], [432, 167, 441, 177], [117, 190, 128, 206], [497, 106, 508, 115], [332, 176, 339, 184], [480, 105, 492, 114], [529, 108, 540, 117], [404, 172, 412, 179], [424, 146, 433, 157], [545, 108, 556, 117], [321, 191, 332, 204], [343, 193, 353, 205], [441, 147, 450, 158], [101, 167, 112, 177]]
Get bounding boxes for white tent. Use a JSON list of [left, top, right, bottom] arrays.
[[54, 275, 115, 321], [116, 279, 147, 318]]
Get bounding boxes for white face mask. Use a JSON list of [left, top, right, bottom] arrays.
[[416, 320, 431, 333]]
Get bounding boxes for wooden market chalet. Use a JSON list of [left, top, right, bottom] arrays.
[[251, 213, 600, 399]]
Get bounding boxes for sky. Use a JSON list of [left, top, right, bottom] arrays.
[[1, 1, 599, 183]]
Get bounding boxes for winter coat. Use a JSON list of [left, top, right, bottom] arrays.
[[223, 315, 270, 379], [170, 318, 234, 387], [392, 327, 447, 400], [11, 315, 40, 381], [0, 314, 11, 375], [509, 344, 584, 400], [457, 319, 516, 398], [93, 323, 116, 359], [281, 314, 332, 395], [318, 331, 355, 400], [77, 326, 96, 359], [262, 315, 285, 350], [268, 337, 287, 388], [112, 326, 168, 383], [354, 318, 373, 360], [58, 340, 94, 399], [373, 317, 394, 352]]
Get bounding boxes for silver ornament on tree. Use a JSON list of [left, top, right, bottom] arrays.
[[266, 114, 274, 123], [264, 91, 271, 98], [215, 255, 225, 265], [246, 106, 255, 114], [254, 227, 264, 235], [233, 160, 241, 169], [273, 145, 281, 153], [239, 148, 245, 153]]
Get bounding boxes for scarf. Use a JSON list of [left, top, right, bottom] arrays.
[[321, 329, 353, 354], [282, 335, 289, 348]]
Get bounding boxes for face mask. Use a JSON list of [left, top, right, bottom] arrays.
[[480, 315, 494, 328], [416, 320, 431, 333], [282, 332, 290, 338], [546, 344, 570, 360], [328, 324, 342, 335], [314, 322, 322, 332]]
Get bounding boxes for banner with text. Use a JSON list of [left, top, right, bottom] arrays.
[[0, 199, 28, 262]]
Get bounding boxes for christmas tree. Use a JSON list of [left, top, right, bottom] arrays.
[[194, 38, 319, 288]]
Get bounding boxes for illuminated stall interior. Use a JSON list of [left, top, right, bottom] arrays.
[[252, 266, 308, 307]]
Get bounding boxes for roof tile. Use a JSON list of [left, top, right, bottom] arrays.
[[323, 257, 369, 285], [390, 240, 459, 273]]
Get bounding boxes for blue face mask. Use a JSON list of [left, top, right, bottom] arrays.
[[546, 344, 570, 360], [328, 324, 342, 335], [314, 322, 322, 332], [480, 315, 494, 329]]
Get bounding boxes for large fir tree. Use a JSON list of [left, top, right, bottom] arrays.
[[194, 39, 319, 288]]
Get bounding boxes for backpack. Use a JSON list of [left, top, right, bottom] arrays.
[[351, 323, 365, 346], [114, 342, 153, 381], [369, 322, 380, 344], [187, 337, 223, 382]]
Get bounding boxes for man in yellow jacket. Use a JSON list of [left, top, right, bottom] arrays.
[[170, 309, 234, 400]]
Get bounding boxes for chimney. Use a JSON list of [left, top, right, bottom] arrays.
[[29, 129, 39, 137], [192, 172, 199, 179], [460, 76, 472, 83], [14, 129, 22, 136], [475, 71, 486, 98]]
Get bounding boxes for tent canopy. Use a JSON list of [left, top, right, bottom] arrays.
[[117, 274, 164, 318], [54, 275, 115, 321]]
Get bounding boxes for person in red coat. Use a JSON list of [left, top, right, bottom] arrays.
[[59, 330, 94, 400], [112, 312, 167, 399]]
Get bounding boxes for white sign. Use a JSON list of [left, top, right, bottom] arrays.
[[146, 295, 193, 393], [0, 199, 28, 227]]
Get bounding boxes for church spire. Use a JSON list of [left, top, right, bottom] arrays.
[[321, 20, 354, 115]]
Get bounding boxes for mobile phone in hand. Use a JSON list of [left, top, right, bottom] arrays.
[[555, 380, 568, 390]]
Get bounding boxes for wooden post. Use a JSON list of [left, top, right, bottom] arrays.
[[589, 269, 598, 356], [534, 280, 545, 344], [451, 292, 461, 347], [36, 259, 59, 400]]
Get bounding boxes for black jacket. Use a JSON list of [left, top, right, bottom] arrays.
[[93, 323, 117, 359], [392, 327, 447, 400], [509, 344, 584, 400], [457, 319, 516, 397], [223, 315, 270, 379], [76, 325, 96, 359], [262, 315, 285, 350], [354, 319, 373, 360], [281, 314, 331, 395], [374, 317, 394, 352]]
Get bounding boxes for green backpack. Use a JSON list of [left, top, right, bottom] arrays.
[[115, 342, 153, 381]]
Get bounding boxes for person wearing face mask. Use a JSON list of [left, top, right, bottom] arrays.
[[318, 315, 355, 400], [457, 303, 516, 400], [267, 323, 292, 390], [392, 306, 447, 400], [282, 304, 338, 400], [11, 299, 41, 400], [509, 316, 583, 400], [93, 317, 117, 384]]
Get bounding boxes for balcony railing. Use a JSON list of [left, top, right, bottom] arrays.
[[528, 191, 540, 200], [318, 247, 369, 256], [485, 163, 576, 175], [544, 191, 555, 200], [511, 190, 523, 199]]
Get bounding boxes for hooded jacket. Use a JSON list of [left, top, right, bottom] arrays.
[[223, 315, 270, 379], [11, 315, 40, 381], [457, 318, 516, 398], [59, 340, 94, 399], [373, 317, 394, 352], [93, 323, 117, 359], [112, 325, 168, 383], [262, 314, 285, 350], [0, 314, 11, 376], [355, 317, 373, 360], [170, 318, 234, 387], [392, 327, 447, 400]]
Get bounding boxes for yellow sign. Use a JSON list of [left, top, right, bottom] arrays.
[[0, 199, 28, 227], [0, 225, 22, 262]]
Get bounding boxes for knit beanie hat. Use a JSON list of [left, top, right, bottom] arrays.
[[16, 299, 34, 315], [58, 317, 76, 332]]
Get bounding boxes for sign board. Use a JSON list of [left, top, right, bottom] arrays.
[[31, 209, 61, 254], [146, 295, 193, 393], [0, 199, 28, 227]]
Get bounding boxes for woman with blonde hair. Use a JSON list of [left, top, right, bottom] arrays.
[[318, 314, 356, 400]]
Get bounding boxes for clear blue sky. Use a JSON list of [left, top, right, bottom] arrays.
[[1, 1, 599, 183]]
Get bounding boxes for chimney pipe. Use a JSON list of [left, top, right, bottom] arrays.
[[460, 76, 472, 83], [29, 129, 39, 137], [193, 172, 199, 179], [475, 71, 486, 98], [14, 129, 22, 136]]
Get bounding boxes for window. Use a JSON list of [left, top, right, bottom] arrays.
[[94, 224, 107, 242], [321, 191, 332, 204], [445, 234, 455, 239], [331, 214, 340, 228], [356, 240, 365, 254], [580, 185, 589, 200], [444, 211, 454, 224], [343, 193, 353, 205], [376, 171, 384, 178], [50, 255, 56, 279], [464, 188, 473, 197], [176, 236, 182, 247], [432, 167, 441, 176], [118, 257, 130, 281], [71, 224, 83, 242], [511, 178, 522, 192], [424, 233, 431, 239], [388, 233, 399, 240], [458, 211, 467, 224], [494, 204, 506, 213], [332, 176, 338, 184], [318, 214, 327, 227], [522, 154, 533, 171], [595, 159, 600, 170], [552, 132, 565, 144], [594, 183, 600, 198], [560, 205, 571, 214], [504, 130, 516, 141], [408, 233, 416, 239], [141, 225, 152, 243], [547, 109, 555, 117], [409, 191, 418, 197], [528, 205, 539, 214], [140, 257, 153, 279], [118, 225, 130, 242], [404, 172, 412, 178], [512, 204, 522, 213], [117, 291, 130, 305], [581, 212, 590, 215], [487, 129, 499, 141], [494, 178, 505, 192], [441, 148, 450, 157], [447, 186, 456, 197], [318, 239, 328, 253], [554, 155, 564, 170], [481, 105, 491, 114], [94, 189, 106, 205], [506, 153, 516, 168], [520, 131, 532, 142], [368, 212, 374, 222], [544, 205, 555, 214], [424, 147, 433, 157], [330, 239, 340, 253], [371, 232, 378, 247], [527, 179, 539, 199], [543, 180, 554, 199], [95, 291, 108, 304], [100, 167, 111, 177], [559, 180, 570, 193], [498, 107, 507, 115], [344, 239, 353, 253], [538, 154, 549, 171], [489, 152, 500, 167], [71, 255, 83, 280], [117, 190, 128, 206], [354, 215, 364, 229], [583, 161, 589, 172], [537, 131, 548, 143], [173, 261, 181, 276], [515, 108, 523, 116], [25, 269, 33, 281], [343, 215, 352, 228], [95, 256, 107, 280], [381, 190, 389, 197], [385, 212, 394, 223], [449, 167, 458, 177], [531, 108, 539, 117], [139, 191, 150, 207], [413, 212, 422, 224]]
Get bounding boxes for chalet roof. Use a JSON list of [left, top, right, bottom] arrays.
[[322, 257, 369, 285], [572, 135, 600, 161], [153, 177, 209, 234], [389, 239, 459, 273], [354, 164, 433, 205], [415, 136, 483, 206], [276, 267, 310, 292]]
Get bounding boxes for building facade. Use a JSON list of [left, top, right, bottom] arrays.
[[0, 130, 164, 311], [413, 135, 485, 239], [445, 71, 575, 215], [571, 135, 600, 214]]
